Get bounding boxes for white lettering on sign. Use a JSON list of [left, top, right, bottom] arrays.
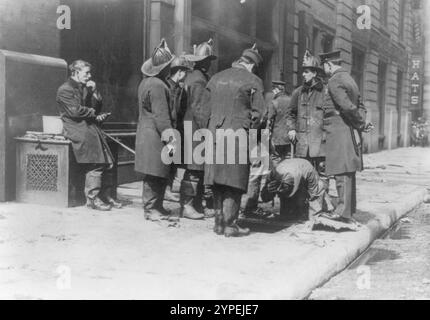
[[356, 5, 371, 30], [411, 96, 419, 105], [412, 84, 420, 93], [412, 60, 421, 69], [57, 5, 71, 30], [411, 72, 420, 81]]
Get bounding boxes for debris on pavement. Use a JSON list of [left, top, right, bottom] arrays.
[[312, 217, 362, 232]]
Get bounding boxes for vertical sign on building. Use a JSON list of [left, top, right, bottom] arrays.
[[410, 55, 424, 113]]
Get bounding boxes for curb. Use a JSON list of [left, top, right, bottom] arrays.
[[284, 186, 427, 300]]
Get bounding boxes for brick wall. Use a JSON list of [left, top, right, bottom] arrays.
[[0, 0, 60, 57]]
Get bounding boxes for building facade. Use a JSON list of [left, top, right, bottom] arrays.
[[0, 0, 424, 153]]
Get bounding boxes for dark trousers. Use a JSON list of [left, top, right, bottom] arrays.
[[243, 144, 291, 214], [180, 169, 204, 210], [180, 169, 213, 210], [334, 172, 357, 219], [83, 164, 114, 201], [142, 174, 168, 210], [213, 184, 242, 226]]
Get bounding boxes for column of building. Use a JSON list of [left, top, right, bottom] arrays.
[[334, 0, 353, 71]]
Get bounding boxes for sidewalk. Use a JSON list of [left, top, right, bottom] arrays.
[[0, 148, 428, 300]]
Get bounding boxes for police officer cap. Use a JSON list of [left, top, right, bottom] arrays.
[[318, 50, 343, 64], [272, 80, 286, 86]]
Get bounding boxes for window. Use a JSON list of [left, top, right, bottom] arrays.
[[351, 48, 365, 93], [60, 0, 144, 124], [380, 0, 389, 27], [191, 0, 275, 83], [312, 28, 333, 55]]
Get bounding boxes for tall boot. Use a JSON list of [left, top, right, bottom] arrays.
[[180, 172, 204, 220], [203, 185, 215, 218], [101, 169, 123, 209], [222, 187, 250, 238], [85, 169, 111, 211]]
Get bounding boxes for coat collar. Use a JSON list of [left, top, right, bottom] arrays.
[[301, 78, 324, 93], [332, 67, 347, 77], [68, 77, 83, 89], [194, 68, 210, 81], [167, 77, 179, 88], [232, 62, 248, 72]]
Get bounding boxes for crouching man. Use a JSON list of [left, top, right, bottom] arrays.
[[260, 158, 330, 223]]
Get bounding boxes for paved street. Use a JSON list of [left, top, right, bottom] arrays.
[[309, 203, 430, 300], [0, 148, 428, 299]]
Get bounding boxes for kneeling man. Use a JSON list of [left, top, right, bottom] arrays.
[[260, 158, 331, 221]]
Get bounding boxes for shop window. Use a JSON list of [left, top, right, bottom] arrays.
[[60, 0, 143, 124]]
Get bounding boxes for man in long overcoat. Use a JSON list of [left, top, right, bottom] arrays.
[[269, 80, 292, 164], [56, 60, 121, 211], [135, 39, 177, 221], [319, 50, 368, 223], [205, 44, 266, 237], [285, 50, 331, 217], [180, 39, 217, 220]]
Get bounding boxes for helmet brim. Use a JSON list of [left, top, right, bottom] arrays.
[[184, 54, 217, 62], [141, 55, 176, 77]]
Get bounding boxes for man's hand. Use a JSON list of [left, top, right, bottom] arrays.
[[267, 180, 281, 194], [96, 113, 110, 122], [166, 143, 176, 157], [363, 122, 374, 133], [86, 80, 96, 91], [288, 130, 297, 142]]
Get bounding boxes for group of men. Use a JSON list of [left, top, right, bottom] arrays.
[[56, 37, 371, 238]]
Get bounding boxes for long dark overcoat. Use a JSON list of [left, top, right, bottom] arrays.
[[286, 80, 326, 158], [269, 93, 292, 146], [204, 65, 266, 193], [182, 69, 211, 171], [323, 68, 367, 176], [56, 78, 113, 164], [135, 77, 176, 179]]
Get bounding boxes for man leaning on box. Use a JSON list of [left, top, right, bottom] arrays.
[[56, 60, 122, 211]]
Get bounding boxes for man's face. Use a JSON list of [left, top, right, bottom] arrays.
[[302, 68, 317, 83], [323, 63, 332, 76], [75, 66, 91, 84], [177, 69, 187, 82], [272, 87, 281, 96]]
